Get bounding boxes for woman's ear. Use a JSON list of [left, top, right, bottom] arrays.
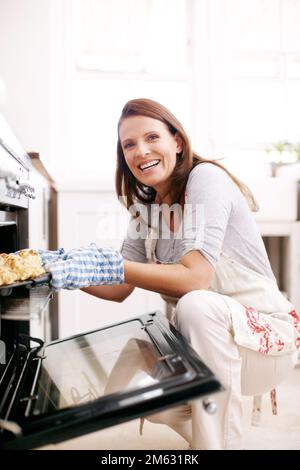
[[175, 132, 183, 153]]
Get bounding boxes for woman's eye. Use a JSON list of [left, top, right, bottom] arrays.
[[124, 142, 134, 150], [148, 134, 158, 141]]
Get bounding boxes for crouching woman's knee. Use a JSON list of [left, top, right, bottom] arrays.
[[176, 289, 215, 324], [175, 289, 229, 337]]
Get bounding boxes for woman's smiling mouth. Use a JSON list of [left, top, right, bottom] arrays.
[[138, 159, 160, 172]]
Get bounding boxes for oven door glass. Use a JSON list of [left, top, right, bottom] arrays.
[[0, 312, 222, 449]]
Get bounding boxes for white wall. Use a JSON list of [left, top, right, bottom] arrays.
[[0, 0, 67, 174], [0, 0, 193, 184], [0, 0, 51, 155], [2, 1, 300, 184]]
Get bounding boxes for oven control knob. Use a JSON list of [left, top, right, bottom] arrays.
[[6, 177, 18, 190], [202, 398, 217, 414]]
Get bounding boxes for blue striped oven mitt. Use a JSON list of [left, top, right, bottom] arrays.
[[38, 244, 124, 291]]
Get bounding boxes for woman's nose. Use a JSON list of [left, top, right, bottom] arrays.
[[135, 141, 150, 157]]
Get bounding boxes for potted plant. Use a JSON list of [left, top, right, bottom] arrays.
[[265, 141, 300, 177]]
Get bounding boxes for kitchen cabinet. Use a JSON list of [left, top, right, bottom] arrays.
[[27, 155, 54, 343], [249, 177, 300, 312], [258, 221, 300, 313], [28, 169, 50, 250]]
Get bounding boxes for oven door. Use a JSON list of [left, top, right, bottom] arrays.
[[0, 311, 222, 450]]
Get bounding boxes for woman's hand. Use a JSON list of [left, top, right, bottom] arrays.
[[38, 248, 66, 266], [45, 243, 124, 291]]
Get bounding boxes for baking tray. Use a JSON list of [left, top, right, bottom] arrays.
[[0, 273, 51, 295]]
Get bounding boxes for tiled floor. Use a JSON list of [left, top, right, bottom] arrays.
[[42, 366, 300, 451], [243, 365, 300, 450]]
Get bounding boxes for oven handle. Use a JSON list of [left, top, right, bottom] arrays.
[[0, 418, 22, 437]]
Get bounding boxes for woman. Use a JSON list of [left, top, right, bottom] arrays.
[[42, 98, 299, 450]]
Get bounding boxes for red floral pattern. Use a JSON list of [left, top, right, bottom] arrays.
[[245, 306, 273, 354], [274, 338, 284, 351], [288, 310, 300, 349], [244, 306, 300, 353]]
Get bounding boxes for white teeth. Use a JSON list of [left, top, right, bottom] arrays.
[[139, 159, 160, 171]]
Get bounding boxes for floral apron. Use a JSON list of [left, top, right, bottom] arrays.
[[145, 227, 300, 356], [144, 226, 300, 426]]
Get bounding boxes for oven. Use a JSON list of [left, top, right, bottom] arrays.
[[0, 118, 222, 450], [0, 132, 46, 358]]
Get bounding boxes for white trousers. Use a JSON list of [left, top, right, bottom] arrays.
[[146, 290, 295, 450]]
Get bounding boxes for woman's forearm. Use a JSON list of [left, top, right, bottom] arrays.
[[81, 250, 212, 300], [124, 259, 210, 298], [81, 283, 134, 302]]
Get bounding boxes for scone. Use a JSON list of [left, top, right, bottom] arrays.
[[0, 250, 46, 286], [0, 254, 17, 285], [0, 265, 18, 285]]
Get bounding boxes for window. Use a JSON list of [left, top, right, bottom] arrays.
[[222, 0, 300, 177], [54, 0, 300, 183], [74, 0, 188, 75], [65, 0, 192, 183]]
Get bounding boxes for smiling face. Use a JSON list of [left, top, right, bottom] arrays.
[[119, 115, 182, 199]]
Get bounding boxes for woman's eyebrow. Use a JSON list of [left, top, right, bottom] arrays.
[[122, 138, 132, 145], [122, 130, 159, 145], [144, 130, 158, 135]]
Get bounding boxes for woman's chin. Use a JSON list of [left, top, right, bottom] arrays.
[[141, 178, 164, 190], [140, 171, 166, 186]]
